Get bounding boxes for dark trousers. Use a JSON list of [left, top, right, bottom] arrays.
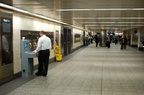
[[38, 49, 50, 75], [106, 41, 110, 48], [121, 43, 126, 50], [96, 42, 99, 47], [85, 40, 89, 46]]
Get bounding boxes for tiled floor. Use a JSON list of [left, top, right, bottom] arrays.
[[1, 43, 144, 95]]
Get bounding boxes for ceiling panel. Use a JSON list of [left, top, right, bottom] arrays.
[[10, 0, 144, 31]]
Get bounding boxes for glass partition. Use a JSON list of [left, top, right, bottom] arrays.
[[1, 17, 13, 66], [0, 10, 13, 79], [21, 30, 54, 51]]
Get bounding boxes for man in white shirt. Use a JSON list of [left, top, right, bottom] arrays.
[[32, 31, 52, 76]]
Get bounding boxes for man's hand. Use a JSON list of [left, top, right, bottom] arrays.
[[32, 51, 36, 55]]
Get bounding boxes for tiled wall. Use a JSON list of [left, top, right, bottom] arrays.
[[72, 28, 83, 49], [13, 12, 61, 74], [12, 12, 84, 74]]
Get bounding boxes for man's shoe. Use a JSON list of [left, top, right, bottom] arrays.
[[42, 74, 47, 77], [35, 72, 41, 76], [42, 73, 47, 76]]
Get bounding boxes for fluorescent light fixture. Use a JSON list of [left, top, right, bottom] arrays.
[[0, 3, 66, 24], [73, 17, 144, 19], [0, 3, 89, 31], [56, 8, 144, 11], [89, 28, 130, 30], [89, 28, 103, 29], [0, 3, 29, 14], [85, 25, 144, 26], [81, 22, 144, 24]]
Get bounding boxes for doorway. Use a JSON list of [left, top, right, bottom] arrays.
[[0, 11, 13, 79], [62, 28, 72, 56]]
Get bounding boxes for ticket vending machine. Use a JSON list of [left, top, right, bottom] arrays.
[[21, 40, 37, 76]]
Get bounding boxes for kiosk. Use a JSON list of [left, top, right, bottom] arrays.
[[21, 40, 37, 76]]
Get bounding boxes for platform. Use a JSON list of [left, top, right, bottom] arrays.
[[1, 43, 144, 95]]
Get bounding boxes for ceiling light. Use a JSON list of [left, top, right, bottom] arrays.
[[85, 25, 144, 26], [56, 8, 144, 11], [81, 22, 144, 24], [73, 17, 144, 19], [0, 3, 89, 31], [89, 28, 130, 30]]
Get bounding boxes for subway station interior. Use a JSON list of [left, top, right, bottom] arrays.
[[0, 0, 144, 95]]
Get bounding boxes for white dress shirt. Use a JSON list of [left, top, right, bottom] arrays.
[[34, 35, 52, 53]]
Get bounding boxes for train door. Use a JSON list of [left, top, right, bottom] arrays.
[[63, 28, 68, 55], [0, 10, 13, 80], [62, 28, 72, 56], [67, 29, 72, 54]]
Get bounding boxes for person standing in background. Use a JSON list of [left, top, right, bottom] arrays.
[[114, 36, 118, 44], [90, 35, 93, 43], [94, 34, 99, 47], [85, 34, 89, 46], [120, 36, 127, 50], [106, 36, 111, 48], [83, 35, 85, 46], [32, 31, 52, 76]]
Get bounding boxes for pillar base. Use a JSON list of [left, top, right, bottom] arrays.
[[138, 47, 144, 51], [130, 45, 137, 47]]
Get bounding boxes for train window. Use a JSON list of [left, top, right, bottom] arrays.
[[1, 17, 13, 66]]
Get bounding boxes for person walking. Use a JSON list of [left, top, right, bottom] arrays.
[[32, 31, 52, 76], [85, 34, 89, 46], [114, 36, 118, 44], [106, 36, 111, 48], [94, 34, 99, 47], [120, 36, 127, 50]]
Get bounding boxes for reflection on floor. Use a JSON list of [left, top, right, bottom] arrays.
[[1, 43, 144, 95]]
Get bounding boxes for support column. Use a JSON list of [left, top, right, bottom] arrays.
[[101, 30, 106, 47], [138, 27, 144, 50], [126, 30, 131, 46], [130, 29, 138, 47]]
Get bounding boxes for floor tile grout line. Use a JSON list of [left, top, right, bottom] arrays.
[[101, 56, 103, 95]]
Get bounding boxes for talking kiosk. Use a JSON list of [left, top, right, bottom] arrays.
[[21, 40, 37, 76]]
